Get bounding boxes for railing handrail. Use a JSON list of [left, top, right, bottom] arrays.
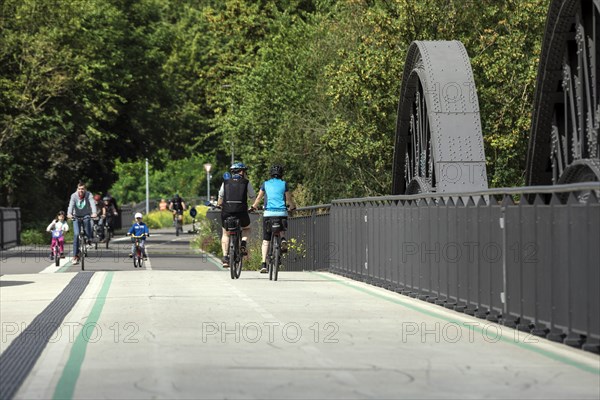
[[332, 182, 600, 204]]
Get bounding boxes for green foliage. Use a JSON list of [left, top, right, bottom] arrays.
[[20, 229, 47, 246], [3, 0, 551, 220], [111, 155, 210, 204], [190, 218, 222, 258]]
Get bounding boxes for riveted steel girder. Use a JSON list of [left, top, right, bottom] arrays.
[[527, 0, 600, 185], [392, 41, 488, 194]]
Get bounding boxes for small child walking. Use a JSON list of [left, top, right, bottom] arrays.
[[46, 211, 69, 259]]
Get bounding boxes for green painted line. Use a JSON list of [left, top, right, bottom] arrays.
[[52, 272, 114, 400], [57, 259, 73, 273], [312, 271, 600, 375]]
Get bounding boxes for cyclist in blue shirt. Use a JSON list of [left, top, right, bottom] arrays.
[[250, 164, 296, 273], [126, 212, 150, 260]]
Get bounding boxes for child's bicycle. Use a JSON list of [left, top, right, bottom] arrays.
[[50, 230, 62, 267], [130, 234, 147, 268]]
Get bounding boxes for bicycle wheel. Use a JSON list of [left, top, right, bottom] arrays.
[[233, 236, 242, 279], [229, 236, 237, 279], [268, 236, 276, 281], [54, 245, 60, 267], [133, 246, 142, 268], [79, 235, 86, 271], [272, 236, 280, 281]]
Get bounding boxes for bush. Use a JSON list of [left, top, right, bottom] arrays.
[[191, 218, 222, 256], [20, 229, 47, 245]]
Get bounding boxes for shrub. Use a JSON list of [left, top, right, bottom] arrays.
[[20, 229, 47, 245]]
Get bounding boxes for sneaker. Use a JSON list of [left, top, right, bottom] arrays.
[[72, 256, 80, 265], [259, 262, 268, 273], [240, 240, 247, 256], [222, 256, 230, 268], [60, 253, 65, 259], [280, 238, 288, 253], [143, 256, 148, 261], [128, 253, 133, 258]]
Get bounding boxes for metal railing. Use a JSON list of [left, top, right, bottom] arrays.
[[286, 183, 600, 352], [0, 207, 21, 250]]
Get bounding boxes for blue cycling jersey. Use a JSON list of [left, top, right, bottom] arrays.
[[261, 178, 288, 217]]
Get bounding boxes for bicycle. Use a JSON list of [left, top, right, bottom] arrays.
[[172, 211, 183, 236], [50, 230, 61, 267], [224, 216, 243, 279], [265, 217, 287, 281], [95, 217, 112, 249], [72, 216, 90, 270], [130, 234, 147, 268]]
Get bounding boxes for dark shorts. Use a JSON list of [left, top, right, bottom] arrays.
[[221, 211, 251, 229], [262, 216, 288, 241]]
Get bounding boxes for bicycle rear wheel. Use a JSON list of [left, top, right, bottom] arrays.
[[233, 236, 242, 279], [272, 237, 280, 281], [268, 236, 276, 281], [229, 236, 237, 279]]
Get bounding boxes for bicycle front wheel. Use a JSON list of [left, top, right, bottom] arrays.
[[79, 236, 86, 271], [54, 246, 60, 267]]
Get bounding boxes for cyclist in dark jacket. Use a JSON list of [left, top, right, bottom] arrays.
[[217, 162, 256, 267]]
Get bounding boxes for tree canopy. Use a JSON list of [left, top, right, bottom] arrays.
[[0, 0, 549, 224]]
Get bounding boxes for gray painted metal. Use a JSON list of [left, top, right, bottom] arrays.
[[0, 272, 94, 400], [392, 41, 488, 195], [287, 183, 600, 353], [0, 207, 21, 250], [526, 0, 600, 185]]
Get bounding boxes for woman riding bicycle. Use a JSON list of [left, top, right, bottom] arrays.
[[250, 164, 296, 273], [218, 162, 256, 268]]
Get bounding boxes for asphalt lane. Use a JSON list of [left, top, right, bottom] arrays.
[[0, 226, 219, 275]]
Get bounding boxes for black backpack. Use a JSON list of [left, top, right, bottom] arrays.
[[222, 177, 248, 213]]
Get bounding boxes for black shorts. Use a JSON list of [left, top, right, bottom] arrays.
[[262, 216, 288, 241], [221, 211, 251, 229]]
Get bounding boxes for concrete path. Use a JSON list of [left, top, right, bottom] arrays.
[[1, 269, 598, 399]]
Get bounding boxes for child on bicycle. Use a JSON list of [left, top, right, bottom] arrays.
[[46, 211, 69, 260], [126, 212, 149, 260]]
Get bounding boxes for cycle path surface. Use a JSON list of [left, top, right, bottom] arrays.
[[1, 265, 599, 399]]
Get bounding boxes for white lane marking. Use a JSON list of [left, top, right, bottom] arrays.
[[145, 250, 152, 270], [40, 257, 68, 273]]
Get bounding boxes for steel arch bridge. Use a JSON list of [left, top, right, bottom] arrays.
[[392, 0, 600, 196]]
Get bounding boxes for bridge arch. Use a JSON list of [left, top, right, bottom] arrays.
[[392, 41, 488, 195], [526, 0, 600, 186]]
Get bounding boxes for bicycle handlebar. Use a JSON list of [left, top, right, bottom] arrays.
[[128, 233, 148, 238]]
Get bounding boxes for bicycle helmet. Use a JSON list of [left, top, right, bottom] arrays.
[[270, 164, 284, 178], [135, 212, 143, 219], [230, 162, 248, 174], [102, 196, 111, 202]]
